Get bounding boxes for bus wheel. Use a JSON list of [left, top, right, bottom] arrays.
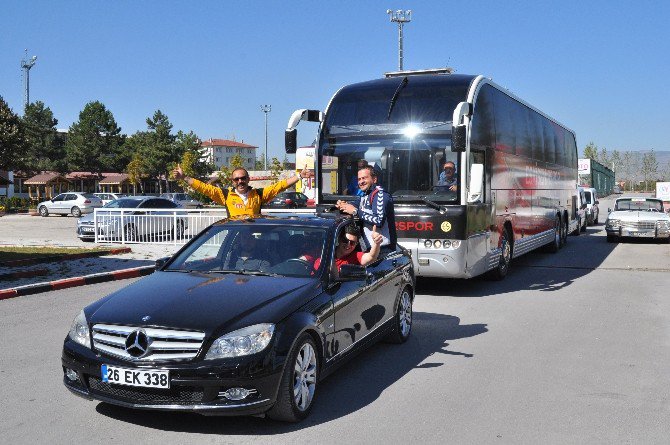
[[545, 216, 561, 253], [560, 216, 568, 247], [489, 229, 512, 280]]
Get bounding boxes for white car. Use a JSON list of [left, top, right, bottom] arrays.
[[573, 186, 588, 235], [605, 197, 670, 243], [93, 192, 126, 206], [37, 193, 103, 218], [583, 187, 599, 225]]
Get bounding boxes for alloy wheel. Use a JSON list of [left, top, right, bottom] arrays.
[[293, 342, 317, 411]]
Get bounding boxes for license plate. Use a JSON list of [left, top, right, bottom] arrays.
[[82, 227, 94, 232], [101, 364, 169, 389]]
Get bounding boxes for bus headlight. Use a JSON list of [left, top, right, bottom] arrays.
[[433, 240, 442, 248], [424, 240, 433, 248]]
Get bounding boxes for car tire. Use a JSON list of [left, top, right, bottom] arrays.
[[488, 229, 512, 280], [386, 286, 414, 343], [580, 219, 586, 232], [560, 216, 568, 247], [267, 333, 319, 423], [573, 218, 581, 236], [39, 206, 49, 217], [71, 206, 81, 218]]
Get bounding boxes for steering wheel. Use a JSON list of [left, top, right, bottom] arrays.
[[284, 258, 312, 269]]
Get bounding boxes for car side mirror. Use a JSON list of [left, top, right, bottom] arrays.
[[155, 256, 170, 270], [337, 264, 367, 281], [285, 129, 297, 154]]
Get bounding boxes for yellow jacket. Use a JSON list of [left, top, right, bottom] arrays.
[[190, 178, 291, 217]]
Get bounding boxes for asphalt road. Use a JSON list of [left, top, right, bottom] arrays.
[[1, 195, 669, 444]]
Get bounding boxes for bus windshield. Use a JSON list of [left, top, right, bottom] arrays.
[[319, 134, 459, 204]]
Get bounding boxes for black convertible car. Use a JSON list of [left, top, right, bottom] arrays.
[[62, 215, 414, 422]]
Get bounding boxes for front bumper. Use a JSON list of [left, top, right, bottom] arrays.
[[62, 339, 282, 416], [605, 227, 670, 239]]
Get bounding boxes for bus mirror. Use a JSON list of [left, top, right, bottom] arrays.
[[452, 125, 466, 152], [285, 129, 297, 154], [468, 163, 484, 203]]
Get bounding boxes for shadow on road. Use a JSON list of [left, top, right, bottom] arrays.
[[95, 312, 487, 432]]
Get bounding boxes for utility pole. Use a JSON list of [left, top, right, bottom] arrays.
[[387, 9, 412, 70], [260, 105, 271, 171], [21, 49, 37, 111]]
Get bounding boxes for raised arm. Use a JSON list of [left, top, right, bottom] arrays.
[[360, 225, 382, 266]]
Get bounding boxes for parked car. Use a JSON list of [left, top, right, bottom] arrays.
[[266, 192, 309, 209], [76, 196, 187, 242], [94, 193, 127, 206], [605, 197, 670, 243], [37, 193, 103, 218], [583, 187, 599, 225], [613, 185, 623, 194], [159, 192, 203, 208], [62, 215, 414, 421], [572, 186, 588, 235]]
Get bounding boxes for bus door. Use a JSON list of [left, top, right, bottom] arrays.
[[465, 150, 493, 275]]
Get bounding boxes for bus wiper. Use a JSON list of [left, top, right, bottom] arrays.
[[329, 125, 362, 132], [387, 77, 408, 120], [420, 197, 445, 211]]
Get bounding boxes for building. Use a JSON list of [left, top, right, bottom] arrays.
[[201, 138, 257, 171]]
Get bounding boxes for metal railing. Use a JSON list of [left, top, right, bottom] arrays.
[[93, 207, 318, 245]]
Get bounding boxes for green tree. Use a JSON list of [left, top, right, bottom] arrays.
[[143, 110, 177, 193], [255, 154, 267, 170], [65, 101, 123, 175], [0, 96, 25, 171], [174, 131, 214, 179], [126, 153, 147, 194], [269, 157, 283, 182], [22, 101, 65, 173], [583, 142, 598, 160]]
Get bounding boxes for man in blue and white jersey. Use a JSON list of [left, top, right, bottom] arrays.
[[336, 165, 397, 254]]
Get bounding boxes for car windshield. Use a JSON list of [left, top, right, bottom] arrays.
[[615, 198, 664, 212], [166, 224, 328, 278], [584, 191, 593, 204], [103, 199, 142, 208], [83, 193, 98, 199]]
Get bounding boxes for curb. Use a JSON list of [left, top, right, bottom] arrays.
[[0, 247, 132, 268], [0, 265, 155, 301]]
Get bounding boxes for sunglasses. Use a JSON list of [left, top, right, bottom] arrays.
[[232, 176, 249, 182], [340, 238, 358, 246]]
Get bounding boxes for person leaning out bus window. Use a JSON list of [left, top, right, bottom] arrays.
[[172, 164, 312, 218]]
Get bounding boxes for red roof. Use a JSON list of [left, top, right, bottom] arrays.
[[201, 138, 257, 149]]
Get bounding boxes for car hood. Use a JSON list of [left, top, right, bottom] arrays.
[[607, 210, 670, 222], [86, 271, 317, 336]]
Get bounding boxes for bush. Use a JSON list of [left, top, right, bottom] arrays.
[[0, 196, 31, 212]]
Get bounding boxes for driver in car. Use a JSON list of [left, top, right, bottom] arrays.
[[313, 223, 382, 270], [226, 230, 270, 271]]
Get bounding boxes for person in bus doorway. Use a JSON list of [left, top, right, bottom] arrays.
[[172, 164, 312, 217], [336, 165, 397, 254], [346, 159, 368, 196], [437, 161, 458, 191]]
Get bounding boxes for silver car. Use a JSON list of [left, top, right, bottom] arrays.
[[77, 196, 187, 242], [38, 193, 103, 218], [159, 192, 203, 208], [93, 192, 127, 206], [605, 197, 670, 243]]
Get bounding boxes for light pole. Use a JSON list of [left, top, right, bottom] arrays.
[[21, 49, 37, 111], [260, 105, 271, 171], [387, 9, 412, 70]]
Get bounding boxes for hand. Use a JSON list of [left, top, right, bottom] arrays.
[[172, 164, 185, 181], [299, 163, 313, 179], [449, 184, 457, 192], [371, 225, 383, 246], [335, 200, 356, 215]]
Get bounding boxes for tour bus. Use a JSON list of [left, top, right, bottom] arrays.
[[285, 69, 579, 279]]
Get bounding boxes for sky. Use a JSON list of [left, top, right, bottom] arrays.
[[2, 0, 669, 162]]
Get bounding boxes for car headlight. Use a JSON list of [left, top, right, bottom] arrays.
[[68, 310, 91, 348], [606, 219, 620, 229], [205, 323, 275, 359], [656, 220, 670, 230]]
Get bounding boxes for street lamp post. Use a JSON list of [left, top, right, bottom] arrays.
[[260, 105, 271, 171], [20, 49, 37, 111], [387, 9, 412, 71]]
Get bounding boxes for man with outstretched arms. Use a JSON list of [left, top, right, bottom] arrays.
[[336, 165, 397, 253], [172, 165, 311, 217]]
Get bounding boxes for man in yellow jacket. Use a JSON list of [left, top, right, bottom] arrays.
[[171, 164, 311, 218]]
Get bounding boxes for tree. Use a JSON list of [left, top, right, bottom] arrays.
[[22, 101, 65, 173], [142, 110, 177, 193], [65, 101, 123, 175], [609, 150, 621, 176], [126, 153, 147, 194], [269, 157, 283, 182], [0, 96, 25, 171], [174, 130, 213, 179], [598, 147, 610, 168], [583, 142, 598, 159], [255, 154, 267, 170], [216, 153, 245, 187], [640, 150, 658, 192]]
